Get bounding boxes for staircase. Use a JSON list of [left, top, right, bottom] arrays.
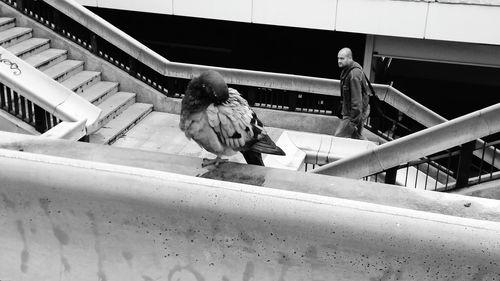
[[1, 4, 499, 195], [0, 16, 153, 145], [0, 11, 275, 166]]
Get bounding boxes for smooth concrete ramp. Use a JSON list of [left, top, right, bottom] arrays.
[[1, 140, 500, 280], [112, 112, 378, 171]]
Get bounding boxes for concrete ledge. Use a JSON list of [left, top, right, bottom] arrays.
[[1, 131, 499, 223], [1, 144, 500, 280]]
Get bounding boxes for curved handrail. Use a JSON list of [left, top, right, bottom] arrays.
[[43, 0, 337, 95], [43, 0, 450, 122], [38, 0, 500, 174], [42, 0, 500, 165], [377, 85, 447, 127], [310, 102, 500, 178], [0, 47, 101, 134], [43, 0, 451, 124]]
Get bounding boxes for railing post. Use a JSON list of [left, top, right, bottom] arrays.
[[52, 8, 61, 33], [13, 91, 20, 117], [128, 57, 137, 78], [165, 77, 178, 97], [455, 141, 475, 188], [90, 34, 98, 55], [6, 87, 13, 113], [288, 91, 297, 112], [34, 105, 47, 133], [0, 83, 5, 109], [246, 87, 256, 107], [384, 167, 398, 185], [15, 0, 24, 13]]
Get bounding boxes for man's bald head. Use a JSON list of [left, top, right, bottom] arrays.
[[338, 47, 353, 69]]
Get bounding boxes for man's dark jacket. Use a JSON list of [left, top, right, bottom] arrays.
[[339, 61, 370, 125]]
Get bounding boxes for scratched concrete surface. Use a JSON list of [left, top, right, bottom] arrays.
[[1, 132, 500, 223], [1, 147, 500, 281]]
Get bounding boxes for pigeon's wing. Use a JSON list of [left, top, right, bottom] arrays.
[[206, 98, 254, 150], [181, 109, 233, 156], [207, 89, 285, 156]]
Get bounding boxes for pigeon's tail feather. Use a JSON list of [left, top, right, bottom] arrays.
[[250, 135, 286, 156], [241, 150, 264, 166]]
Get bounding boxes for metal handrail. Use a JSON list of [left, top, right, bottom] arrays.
[[43, 0, 336, 95], [0, 46, 101, 134], [17, 0, 500, 174], [38, 0, 450, 125], [311, 102, 500, 178]]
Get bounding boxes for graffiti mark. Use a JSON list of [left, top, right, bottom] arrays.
[[87, 212, 108, 281], [0, 52, 21, 75], [16, 220, 29, 273]]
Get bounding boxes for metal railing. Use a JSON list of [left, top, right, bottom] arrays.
[[2, 0, 457, 141], [4, 0, 498, 189], [311, 102, 500, 190], [0, 81, 58, 132], [367, 138, 500, 190], [0, 49, 61, 133], [0, 46, 101, 137], [1, 0, 430, 126]]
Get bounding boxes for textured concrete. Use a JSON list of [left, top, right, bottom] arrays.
[[111, 111, 380, 170], [1, 146, 500, 281], [2, 131, 500, 223]]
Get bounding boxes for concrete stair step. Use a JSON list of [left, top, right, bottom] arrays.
[[6, 37, 50, 59], [90, 103, 153, 145], [24, 48, 67, 70], [43, 60, 84, 82], [0, 26, 32, 47], [0, 17, 15, 32], [96, 91, 136, 127], [110, 111, 246, 163], [60, 70, 101, 93], [111, 112, 188, 154], [80, 81, 119, 105]]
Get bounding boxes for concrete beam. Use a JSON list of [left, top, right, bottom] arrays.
[[1, 131, 500, 223], [0, 147, 499, 280]]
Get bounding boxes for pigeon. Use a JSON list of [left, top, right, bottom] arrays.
[[179, 70, 285, 167]]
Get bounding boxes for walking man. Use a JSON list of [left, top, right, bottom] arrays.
[[335, 47, 370, 139]]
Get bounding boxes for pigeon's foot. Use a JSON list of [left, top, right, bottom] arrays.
[[202, 157, 227, 168]]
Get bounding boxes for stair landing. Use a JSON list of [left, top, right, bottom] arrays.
[[111, 112, 378, 172], [112, 112, 284, 164]]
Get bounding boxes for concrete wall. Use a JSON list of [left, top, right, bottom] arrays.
[[78, 0, 500, 46], [1, 145, 500, 280]]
